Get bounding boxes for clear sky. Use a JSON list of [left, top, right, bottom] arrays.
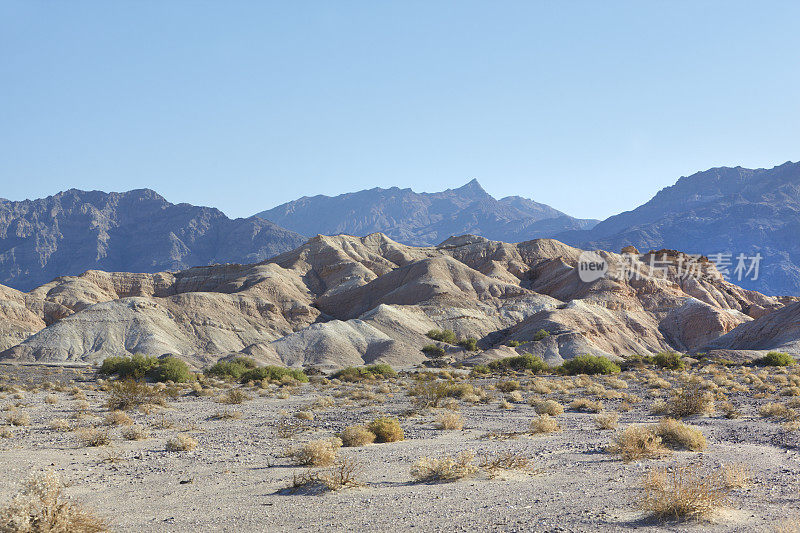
[[1, 1, 798, 221]]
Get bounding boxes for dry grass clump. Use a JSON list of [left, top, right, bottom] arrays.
[[44, 394, 59, 405], [759, 402, 797, 420], [506, 390, 524, 403], [496, 380, 520, 393], [0, 470, 108, 532], [49, 418, 71, 432], [78, 428, 111, 447], [5, 410, 31, 427], [339, 425, 376, 447], [529, 414, 560, 434], [608, 426, 669, 462], [532, 399, 564, 416], [291, 437, 342, 466], [720, 463, 751, 489], [103, 410, 133, 426], [121, 424, 150, 441], [367, 417, 404, 443], [208, 410, 243, 420], [639, 464, 730, 521], [569, 398, 604, 412], [165, 434, 198, 452], [410, 451, 478, 483], [595, 412, 619, 430], [217, 389, 251, 405], [652, 418, 707, 451], [436, 412, 464, 430], [0, 427, 13, 439], [294, 411, 314, 421], [667, 385, 715, 418]]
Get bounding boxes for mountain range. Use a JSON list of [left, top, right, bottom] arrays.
[[0, 189, 305, 291], [1, 160, 799, 297], [256, 178, 598, 246]]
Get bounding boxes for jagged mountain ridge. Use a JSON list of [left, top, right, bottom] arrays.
[[256, 179, 598, 246], [0, 189, 306, 291], [558, 161, 800, 296]]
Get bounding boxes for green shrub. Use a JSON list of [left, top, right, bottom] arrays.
[[422, 344, 446, 357], [487, 354, 548, 373], [332, 364, 397, 382], [560, 355, 620, 375], [504, 340, 520, 347], [240, 365, 309, 383], [469, 364, 490, 377], [205, 357, 258, 380], [99, 354, 158, 380], [426, 329, 458, 344], [532, 329, 551, 341], [457, 338, 479, 351], [652, 352, 686, 370], [753, 351, 795, 367], [100, 354, 193, 383], [148, 356, 193, 383]]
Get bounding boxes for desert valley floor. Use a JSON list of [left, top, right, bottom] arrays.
[[1, 361, 799, 532]]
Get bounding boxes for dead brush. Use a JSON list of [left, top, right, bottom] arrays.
[[165, 434, 198, 451], [638, 464, 730, 521], [652, 418, 707, 451], [208, 409, 243, 421], [569, 398, 604, 413], [121, 424, 150, 441], [410, 451, 478, 483], [288, 456, 363, 493], [275, 417, 310, 439], [0, 470, 108, 532], [595, 412, 619, 430], [478, 452, 533, 477], [78, 428, 111, 447], [667, 384, 715, 418], [532, 399, 564, 416], [529, 414, 560, 434], [217, 389, 251, 405], [105, 380, 166, 411]]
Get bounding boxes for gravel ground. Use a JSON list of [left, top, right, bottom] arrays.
[[1, 363, 799, 532]]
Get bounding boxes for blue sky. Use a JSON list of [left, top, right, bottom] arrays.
[[1, 1, 798, 220]]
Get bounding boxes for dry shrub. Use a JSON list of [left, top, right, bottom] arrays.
[[639, 464, 730, 521], [440, 398, 460, 411], [294, 411, 314, 421], [532, 399, 564, 416], [569, 398, 604, 413], [410, 451, 478, 483], [367, 417, 404, 443], [652, 418, 707, 451], [49, 419, 71, 432], [78, 429, 111, 447], [165, 434, 197, 451], [720, 463, 751, 489], [121, 424, 150, 441], [608, 426, 669, 462], [339, 425, 375, 447], [6, 411, 31, 427], [529, 414, 560, 434], [44, 394, 59, 405], [478, 452, 532, 477], [208, 410, 242, 420], [276, 418, 309, 439], [0, 470, 108, 532], [760, 402, 797, 420], [0, 427, 12, 439], [218, 389, 251, 405], [506, 390, 524, 403], [289, 457, 362, 493], [496, 380, 520, 393], [498, 400, 514, 410], [106, 380, 165, 411], [595, 412, 619, 430], [667, 385, 715, 418], [436, 412, 464, 430], [104, 410, 133, 426], [291, 437, 342, 466]]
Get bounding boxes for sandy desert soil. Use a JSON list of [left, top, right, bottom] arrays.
[[1, 362, 799, 532]]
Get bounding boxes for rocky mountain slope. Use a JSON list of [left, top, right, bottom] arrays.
[[558, 161, 800, 296], [256, 179, 598, 246], [0, 189, 306, 291], [0, 233, 788, 369]]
